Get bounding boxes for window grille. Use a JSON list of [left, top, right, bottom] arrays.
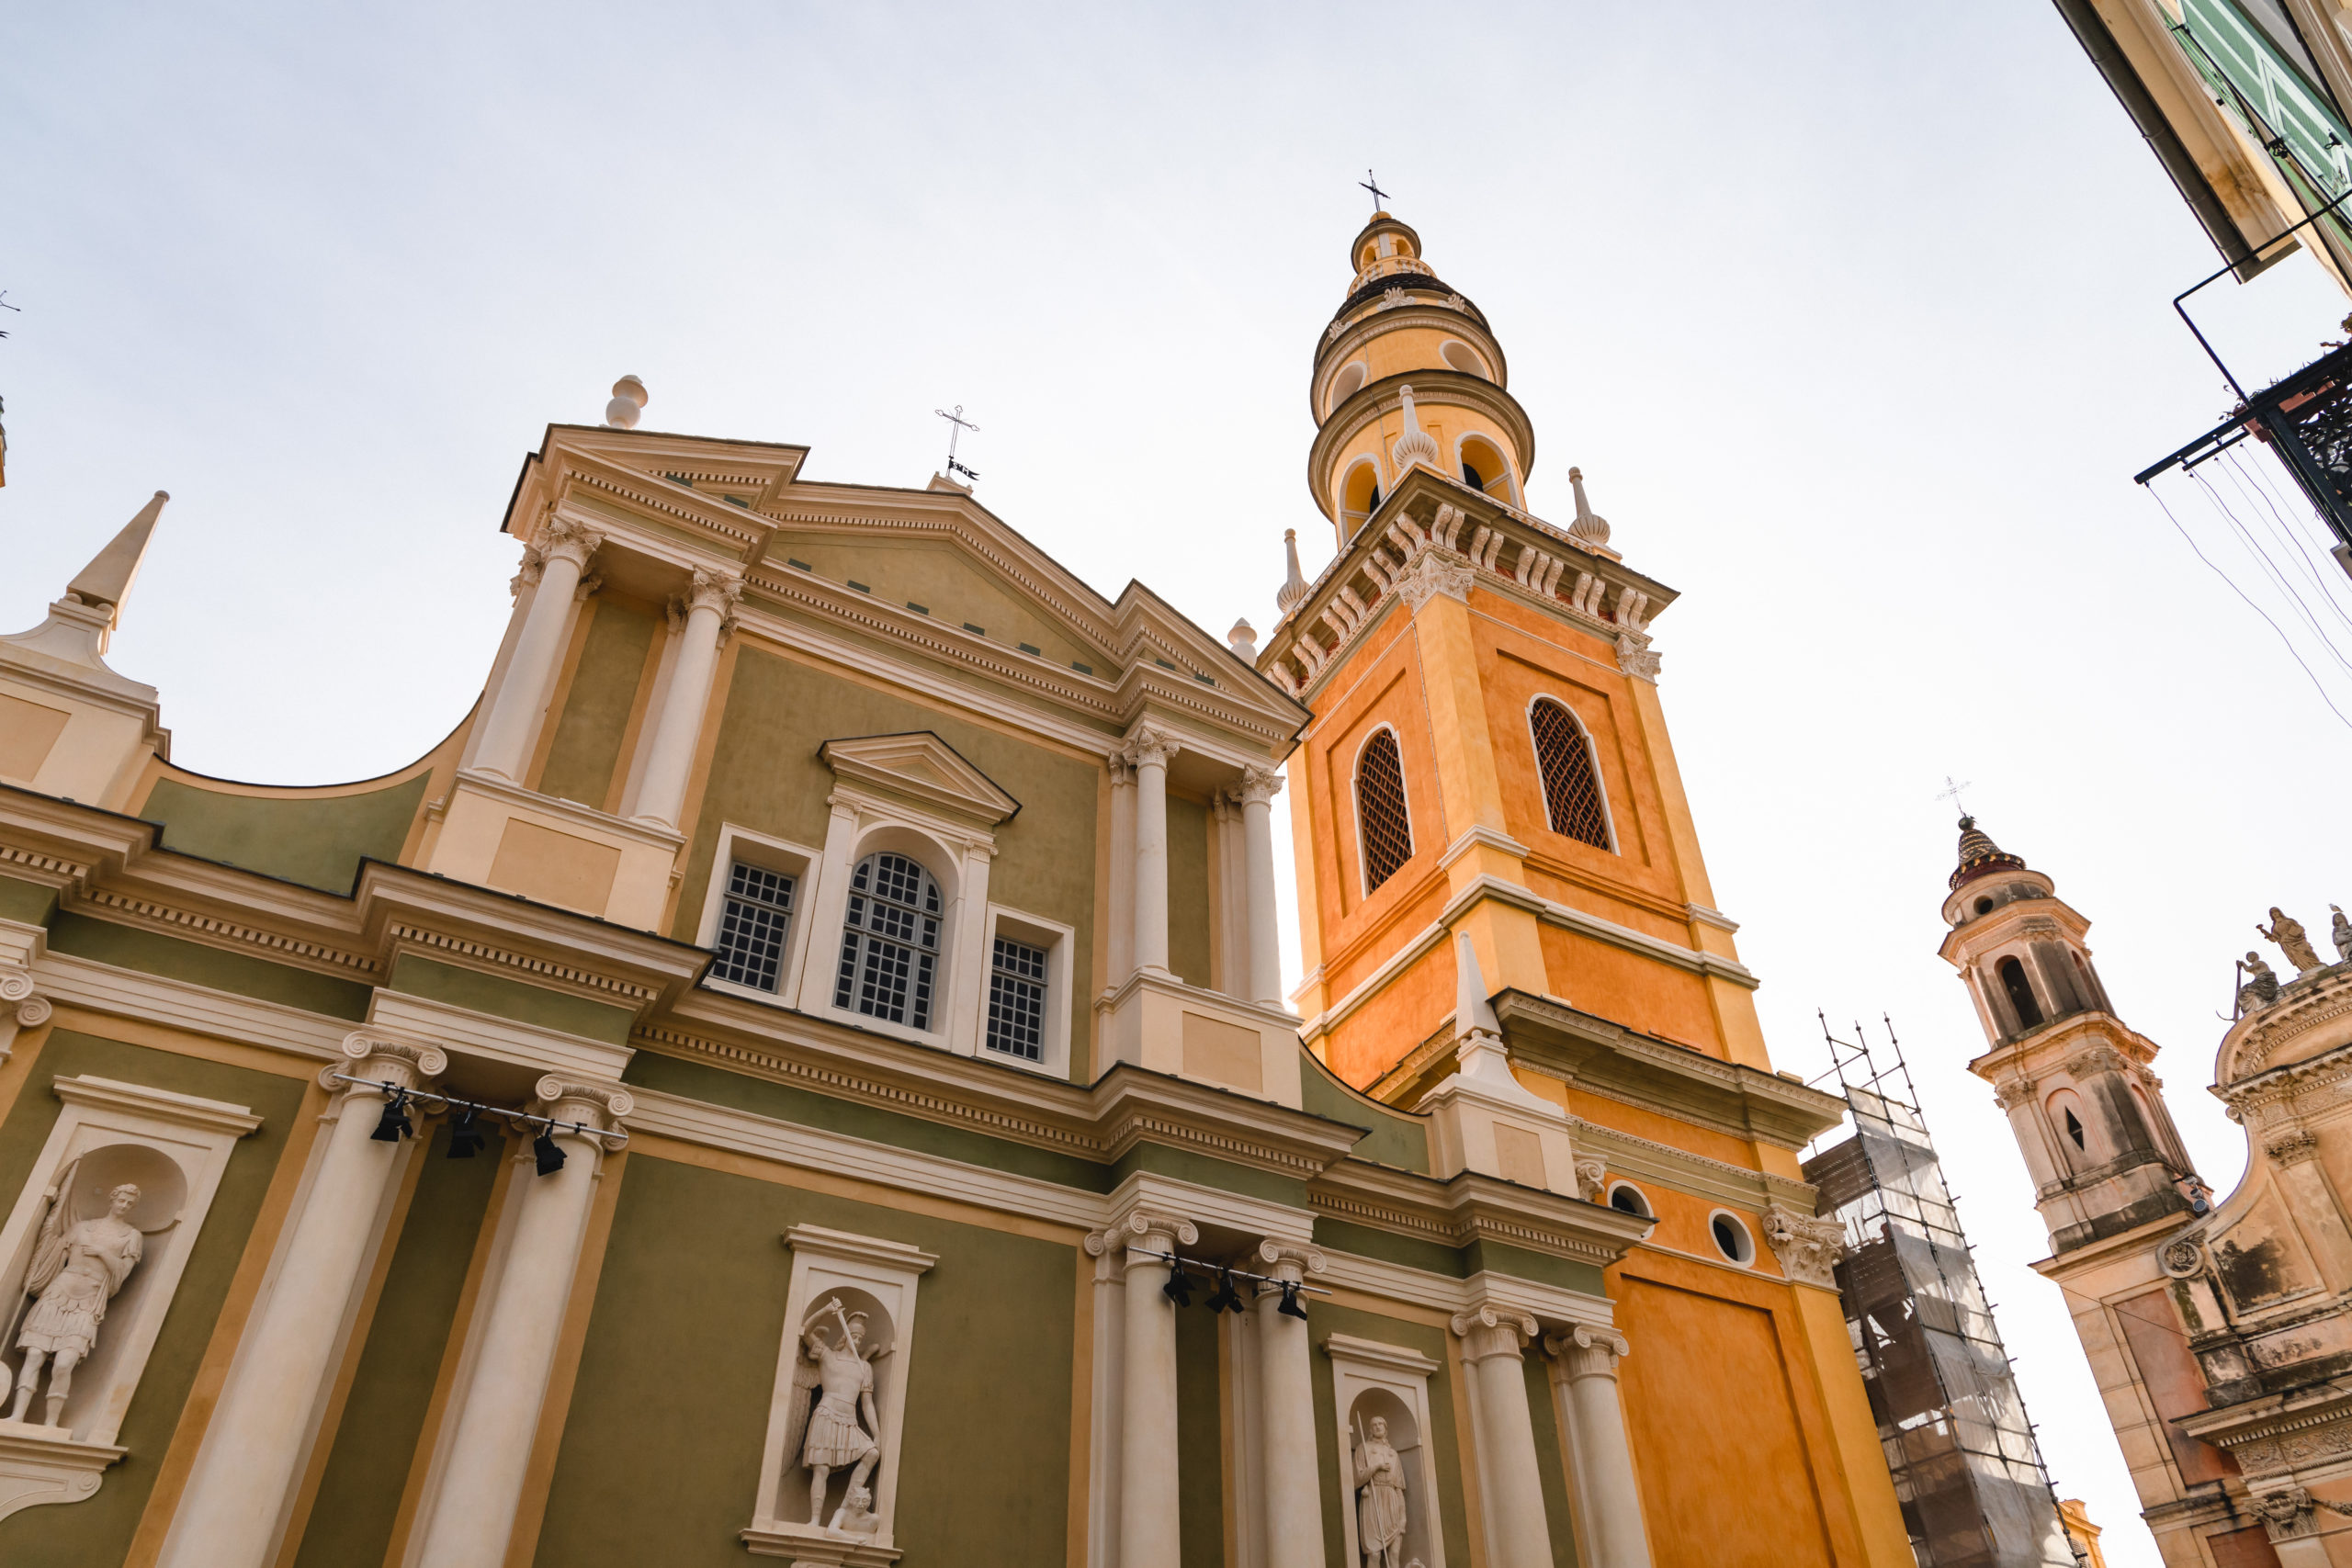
[[985, 935, 1049, 1062], [711, 861, 795, 992], [1530, 699, 1611, 850], [1355, 729, 1414, 893], [834, 852, 942, 1029]]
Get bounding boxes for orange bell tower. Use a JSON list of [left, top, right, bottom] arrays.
[[1258, 211, 1917, 1568]]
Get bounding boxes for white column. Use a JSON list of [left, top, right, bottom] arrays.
[[615, 596, 687, 816], [1081, 1234, 1129, 1568], [410, 1080, 631, 1568], [1114, 1210, 1195, 1568], [793, 799, 861, 1014], [1209, 792, 1238, 996], [158, 1033, 446, 1568], [1255, 1243, 1328, 1568], [1546, 1327, 1651, 1567], [1238, 765, 1284, 1008], [945, 845, 995, 1055], [1453, 1305, 1555, 1568], [1129, 728, 1176, 978], [472, 517, 601, 783], [1107, 750, 1136, 989], [631, 566, 741, 830]]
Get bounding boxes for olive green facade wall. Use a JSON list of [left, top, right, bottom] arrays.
[[46, 914, 372, 1021], [1298, 1053, 1430, 1174], [291, 1122, 509, 1568], [533, 1155, 1076, 1567], [775, 537, 1096, 672], [679, 648, 1101, 1078], [142, 773, 430, 894], [1176, 1295, 1224, 1568], [0, 874, 59, 926], [0, 1032, 307, 1566], [385, 953, 636, 1046], [1166, 795, 1211, 992], [538, 600, 657, 809]]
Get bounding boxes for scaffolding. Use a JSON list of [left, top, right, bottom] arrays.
[[1803, 1016, 2081, 1568]]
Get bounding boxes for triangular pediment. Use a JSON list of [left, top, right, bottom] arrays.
[[548, 424, 808, 509], [818, 732, 1021, 825]]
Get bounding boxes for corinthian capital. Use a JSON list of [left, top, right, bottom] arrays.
[[1396, 549, 1476, 613], [536, 514, 605, 568], [1238, 763, 1284, 806], [685, 565, 744, 617], [1126, 725, 1180, 769]]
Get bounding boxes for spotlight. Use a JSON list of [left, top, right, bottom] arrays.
[[1205, 1268, 1246, 1314], [370, 1089, 413, 1144], [532, 1124, 567, 1177], [1277, 1280, 1308, 1321], [446, 1104, 486, 1159], [1160, 1260, 1193, 1307]]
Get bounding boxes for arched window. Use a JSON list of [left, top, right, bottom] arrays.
[[1997, 955, 2043, 1029], [1355, 729, 1414, 894], [1340, 458, 1384, 539], [1529, 699, 1611, 850], [834, 852, 943, 1029], [1459, 435, 1513, 503]]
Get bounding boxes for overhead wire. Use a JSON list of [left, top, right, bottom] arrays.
[[2217, 451, 2352, 635], [2230, 447, 2352, 623], [2149, 479, 2352, 728], [2186, 468, 2352, 677]]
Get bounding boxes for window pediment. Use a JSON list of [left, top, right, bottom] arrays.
[[818, 732, 1020, 826]]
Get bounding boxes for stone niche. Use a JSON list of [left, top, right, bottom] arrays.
[[0, 1075, 260, 1520], [741, 1224, 937, 1565], [1325, 1332, 1448, 1568]]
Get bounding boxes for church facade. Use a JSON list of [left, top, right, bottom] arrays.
[[1945, 818, 2352, 1564], [0, 216, 1908, 1566]]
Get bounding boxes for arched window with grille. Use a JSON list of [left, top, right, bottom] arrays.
[[1355, 728, 1414, 894], [1529, 698, 1612, 851], [834, 851, 943, 1029]]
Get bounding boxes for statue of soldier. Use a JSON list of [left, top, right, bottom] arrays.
[[787, 1299, 882, 1532], [10, 1181, 143, 1427]]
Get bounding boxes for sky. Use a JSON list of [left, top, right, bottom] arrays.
[[10, 4, 2352, 1561]]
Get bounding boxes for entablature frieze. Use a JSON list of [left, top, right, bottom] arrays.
[[2226, 974, 2352, 1091]]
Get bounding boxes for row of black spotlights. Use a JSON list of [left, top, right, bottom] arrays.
[[1149, 1252, 1323, 1320], [335, 1074, 627, 1178]]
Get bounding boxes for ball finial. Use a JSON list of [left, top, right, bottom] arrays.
[[604, 376, 649, 429]]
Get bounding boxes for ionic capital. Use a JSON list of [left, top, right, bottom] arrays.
[[1450, 1303, 1538, 1362], [332, 1031, 448, 1093], [1254, 1239, 1328, 1286], [1238, 764, 1284, 807], [1086, 1209, 1198, 1269], [1543, 1324, 1630, 1382], [534, 1077, 634, 1137]]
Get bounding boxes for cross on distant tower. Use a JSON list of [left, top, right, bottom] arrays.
[[1936, 776, 1973, 818], [1360, 170, 1388, 211], [934, 404, 979, 483]]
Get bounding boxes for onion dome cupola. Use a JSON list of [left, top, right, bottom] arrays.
[[1941, 815, 2057, 928], [1308, 213, 1536, 547]]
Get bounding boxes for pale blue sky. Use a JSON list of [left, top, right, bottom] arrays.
[[11, 6, 2352, 1559]]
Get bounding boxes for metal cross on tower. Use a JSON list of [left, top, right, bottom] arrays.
[[1359, 170, 1388, 211], [933, 404, 979, 483], [1935, 776, 1973, 818]]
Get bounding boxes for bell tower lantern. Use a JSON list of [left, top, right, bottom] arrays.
[[1309, 214, 1535, 547]]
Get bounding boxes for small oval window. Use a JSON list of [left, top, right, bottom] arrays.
[[1710, 1212, 1755, 1266], [1974, 897, 1994, 916], [1607, 1182, 1651, 1218], [1440, 339, 1489, 379]]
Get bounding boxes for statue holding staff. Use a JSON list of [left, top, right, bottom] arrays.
[[1352, 1412, 1409, 1568]]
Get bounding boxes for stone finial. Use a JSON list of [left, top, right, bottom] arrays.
[[66, 491, 170, 622], [1453, 932, 1504, 1050], [2241, 952, 2282, 1012], [1566, 467, 1611, 547], [604, 375, 649, 429], [1227, 618, 1259, 660], [1390, 385, 1440, 473], [1276, 529, 1310, 616]]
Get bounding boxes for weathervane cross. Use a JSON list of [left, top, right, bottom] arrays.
[[934, 404, 980, 483], [1936, 776, 1973, 818], [1360, 170, 1388, 211]]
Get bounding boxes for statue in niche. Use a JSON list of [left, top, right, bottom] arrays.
[[2332, 905, 2352, 964], [2243, 953, 2282, 1012], [8, 1179, 142, 1427], [779, 1297, 883, 1532], [1351, 1413, 1409, 1568], [2258, 908, 2324, 974]]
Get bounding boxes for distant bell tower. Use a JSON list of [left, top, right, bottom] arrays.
[[1938, 817, 2200, 1253]]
